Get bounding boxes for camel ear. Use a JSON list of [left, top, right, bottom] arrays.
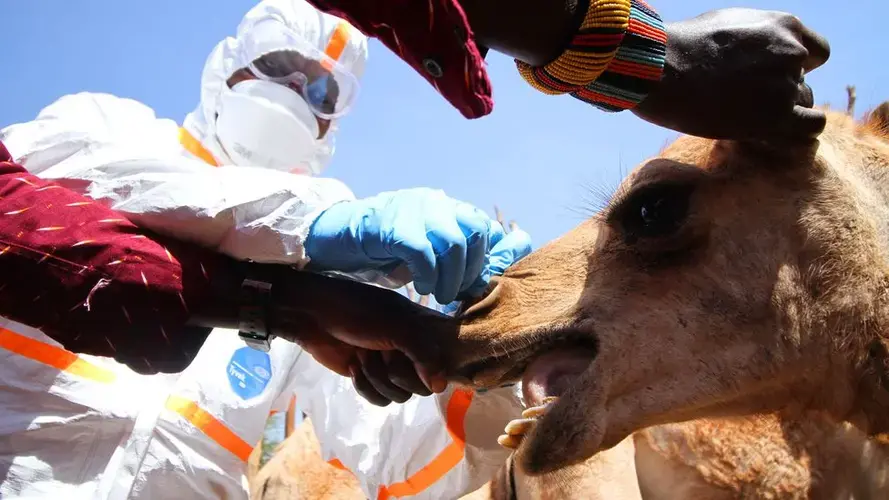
[[864, 101, 889, 134]]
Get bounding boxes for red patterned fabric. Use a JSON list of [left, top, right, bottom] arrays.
[[0, 141, 243, 374], [306, 0, 493, 119]]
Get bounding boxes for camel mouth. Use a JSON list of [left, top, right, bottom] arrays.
[[452, 330, 598, 390], [521, 345, 597, 407]]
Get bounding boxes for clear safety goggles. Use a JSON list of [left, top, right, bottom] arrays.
[[240, 20, 359, 120]]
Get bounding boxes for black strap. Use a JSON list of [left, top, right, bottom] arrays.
[[237, 278, 275, 351]]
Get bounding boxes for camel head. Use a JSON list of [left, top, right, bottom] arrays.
[[447, 103, 889, 475]]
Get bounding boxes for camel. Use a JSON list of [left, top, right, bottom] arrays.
[[248, 418, 366, 500], [447, 101, 889, 485], [247, 104, 889, 499]]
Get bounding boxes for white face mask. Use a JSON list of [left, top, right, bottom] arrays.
[[215, 79, 321, 173]]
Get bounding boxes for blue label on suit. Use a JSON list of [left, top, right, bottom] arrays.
[[228, 347, 272, 400]]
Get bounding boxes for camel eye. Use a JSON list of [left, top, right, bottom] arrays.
[[617, 184, 692, 240]]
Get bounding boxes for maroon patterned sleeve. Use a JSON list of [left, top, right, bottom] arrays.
[[305, 0, 493, 119], [0, 141, 244, 374]]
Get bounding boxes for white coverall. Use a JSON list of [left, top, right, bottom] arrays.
[[0, 0, 521, 498]]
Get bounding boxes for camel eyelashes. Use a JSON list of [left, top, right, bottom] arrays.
[[608, 183, 694, 240]]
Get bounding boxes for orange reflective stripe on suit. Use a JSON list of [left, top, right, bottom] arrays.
[[327, 388, 475, 499], [178, 128, 220, 167], [165, 395, 255, 462], [0, 327, 116, 383], [321, 21, 350, 71]]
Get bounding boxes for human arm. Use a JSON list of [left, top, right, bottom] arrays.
[[0, 141, 452, 393], [305, 0, 829, 140], [2, 93, 522, 304], [0, 139, 243, 373]]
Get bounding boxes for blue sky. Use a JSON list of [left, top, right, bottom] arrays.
[[2, 1, 887, 249]]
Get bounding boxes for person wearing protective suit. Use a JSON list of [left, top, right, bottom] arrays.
[[0, 0, 530, 498]]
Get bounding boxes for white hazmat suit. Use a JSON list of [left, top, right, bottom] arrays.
[[0, 0, 521, 499]]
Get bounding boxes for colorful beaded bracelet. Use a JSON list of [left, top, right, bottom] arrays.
[[517, 0, 667, 112]]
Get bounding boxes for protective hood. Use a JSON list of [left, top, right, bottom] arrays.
[[182, 0, 368, 173]]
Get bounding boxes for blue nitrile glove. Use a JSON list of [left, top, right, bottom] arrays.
[[304, 188, 505, 304], [441, 227, 533, 316]]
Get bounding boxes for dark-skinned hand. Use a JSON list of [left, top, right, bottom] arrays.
[[632, 8, 831, 142], [267, 271, 457, 406]]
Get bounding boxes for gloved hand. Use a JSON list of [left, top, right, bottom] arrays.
[[442, 227, 532, 316], [462, 225, 532, 297], [305, 188, 504, 304]]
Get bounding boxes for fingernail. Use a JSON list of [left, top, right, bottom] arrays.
[[429, 372, 448, 393], [418, 369, 448, 394]]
